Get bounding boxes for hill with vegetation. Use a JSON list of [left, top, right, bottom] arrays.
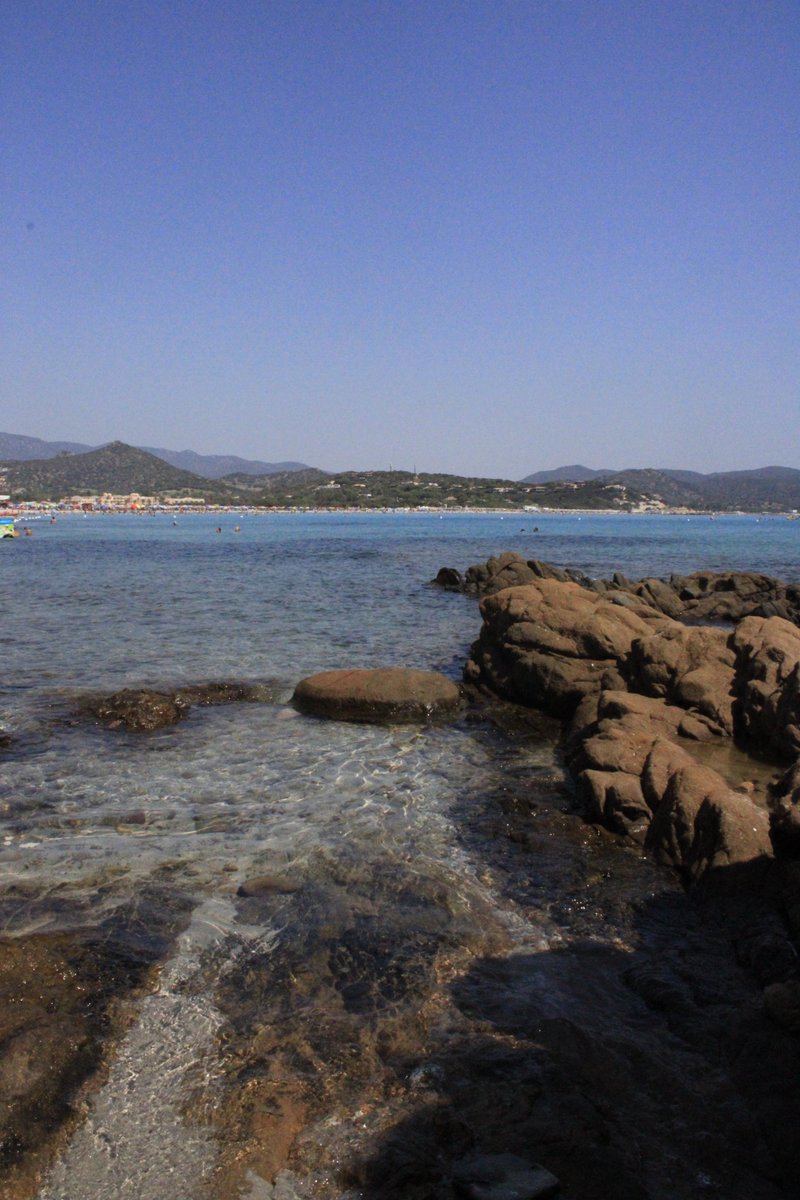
[[233, 469, 651, 510], [0, 442, 234, 502], [0, 446, 650, 509], [521, 464, 616, 484], [521, 465, 800, 511], [4, 441, 799, 511]]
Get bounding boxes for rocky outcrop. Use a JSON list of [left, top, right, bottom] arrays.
[[445, 552, 800, 624], [455, 552, 589, 598], [732, 616, 800, 759], [464, 578, 670, 716], [293, 668, 462, 724], [771, 762, 800, 857], [462, 568, 800, 884], [565, 692, 773, 880], [622, 624, 735, 734], [79, 681, 274, 730]]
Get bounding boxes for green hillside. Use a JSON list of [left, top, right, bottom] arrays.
[[0, 442, 230, 502]]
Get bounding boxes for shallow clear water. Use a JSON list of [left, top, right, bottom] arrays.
[[1, 511, 798, 1198]]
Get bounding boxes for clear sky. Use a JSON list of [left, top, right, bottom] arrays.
[[3, 1, 798, 477]]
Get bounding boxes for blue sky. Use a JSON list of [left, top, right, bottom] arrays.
[[3, 1, 798, 476]]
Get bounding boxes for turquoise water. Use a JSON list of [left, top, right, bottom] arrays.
[[1, 511, 797, 1199]]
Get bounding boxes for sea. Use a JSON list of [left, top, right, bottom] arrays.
[[1, 510, 798, 1200]]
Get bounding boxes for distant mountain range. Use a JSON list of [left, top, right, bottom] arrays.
[[1, 433, 799, 510], [521, 464, 800, 510], [0, 432, 309, 480]]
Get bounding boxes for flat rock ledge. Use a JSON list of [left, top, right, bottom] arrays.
[[292, 667, 462, 724]]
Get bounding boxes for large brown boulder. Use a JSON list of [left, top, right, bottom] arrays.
[[465, 579, 668, 716], [732, 616, 800, 759], [641, 739, 772, 881], [622, 624, 735, 734], [292, 668, 462, 724]]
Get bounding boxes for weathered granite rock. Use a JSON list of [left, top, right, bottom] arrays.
[[667, 570, 800, 624], [463, 572, 787, 880], [732, 616, 800, 759], [453, 554, 800, 625], [622, 624, 735, 734], [462, 553, 589, 597], [465, 579, 668, 716], [569, 692, 772, 877], [568, 693, 725, 844], [770, 761, 800, 856], [640, 739, 772, 881], [292, 667, 462, 723]]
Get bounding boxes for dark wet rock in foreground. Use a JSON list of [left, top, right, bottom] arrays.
[[79, 680, 276, 730], [292, 667, 462, 724]]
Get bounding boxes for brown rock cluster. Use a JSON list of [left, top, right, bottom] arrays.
[[441, 550, 800, 625], [462, 559, 800, 887]]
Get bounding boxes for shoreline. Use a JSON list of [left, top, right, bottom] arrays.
[[4, 505, 799, 518]]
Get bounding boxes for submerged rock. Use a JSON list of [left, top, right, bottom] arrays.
[[432, 566, 464, 590], [80, 681, 274, 730], [83, 687, 189, 730], [292, 667, 462, 724], [237, 874, 302, 897]]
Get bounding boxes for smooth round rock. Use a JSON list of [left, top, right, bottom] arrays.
[[237, 874, 301, 897], [292, 667, 462, 724]]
